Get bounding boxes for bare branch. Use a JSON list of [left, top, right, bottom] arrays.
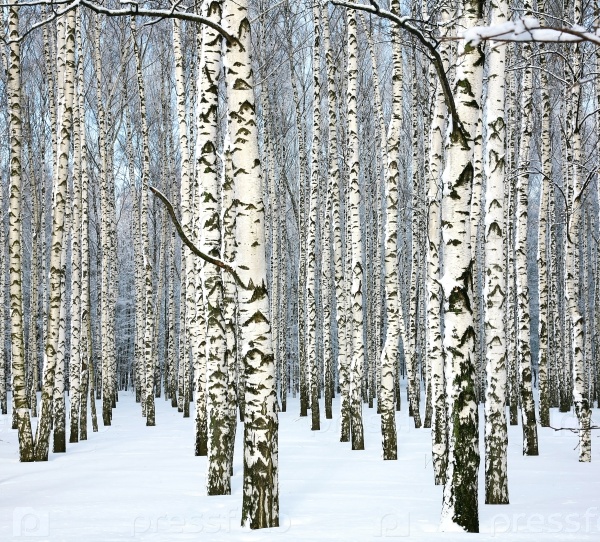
[[149, 186, 249, 290], [331, 0, 463, 137], [0, 0, 237, 45]]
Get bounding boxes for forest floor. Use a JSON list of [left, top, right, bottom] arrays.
[[1, 389, 599, 541]]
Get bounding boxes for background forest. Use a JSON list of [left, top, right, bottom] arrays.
[[0, 0, 599, 533]]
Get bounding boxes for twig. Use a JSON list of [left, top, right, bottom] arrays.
[[546, 424, 600, 433]]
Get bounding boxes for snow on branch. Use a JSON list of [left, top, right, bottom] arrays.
[[463, 17, 600, 47], [1, 0, 237, 46]]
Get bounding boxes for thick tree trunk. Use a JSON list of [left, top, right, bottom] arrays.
[[427, 27, 448, 483], [439, 0, 483, 531], [515, 39, 539, 457], [223, 0, 278, 528]]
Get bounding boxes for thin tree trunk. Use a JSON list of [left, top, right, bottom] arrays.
[[307, 0, 323, 431], [538, 30, 551, 428], [347, 9, 364, 452], [8, 3, 34, 462], [483, 0, 509, 502], [69, 13, 83, 442], [130, 15, 156, 426], [34, 9, 76, 462]]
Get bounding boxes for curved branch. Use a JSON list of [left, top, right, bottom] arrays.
[[2, 0, 237, 45], [80, 0, 236, 43], [149, 186, 249, 290], [331, 0, 461, 132]]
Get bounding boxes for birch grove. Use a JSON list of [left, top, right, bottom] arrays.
[[2, 0, 600, 532]]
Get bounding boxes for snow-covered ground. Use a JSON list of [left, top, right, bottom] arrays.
[[1, 391, 599, 541]]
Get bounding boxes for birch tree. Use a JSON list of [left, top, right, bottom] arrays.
[[514, 15, 539, 456], [68, 12, 83, 442], [346, 8, 364, 452], [130, 15, 155, 426], [483, 0, 509, 503], [427, 8, 449, 483], [34, 8, 76, 462], [439, 0, 483, 531], [8, 2, 34, 462], [379, 0, 403, 461], [192, 0, 232, 493], [307, 0, 322, 431], [222, 0, 279, 527]]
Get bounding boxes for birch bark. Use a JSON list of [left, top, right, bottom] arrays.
[[346, 8, 364, 452], [223, 0, 278, 527], [130, 16, 156, 426], [515, 34, 538, 456], [8, 3, 34, 462], [439, 0, 483, 530], [483, 0, 509, 503], [34, 9, 76, 461]]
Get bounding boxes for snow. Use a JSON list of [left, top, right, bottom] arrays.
[[1, 391, 600, 541], [463, 18, 600, 46]]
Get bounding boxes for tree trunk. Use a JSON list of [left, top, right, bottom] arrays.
[[8, 3, 34, 462], [439, 0, 483, 531], [223, 0, 279, 528], [346, 8, 364, 452], [34, 9, 76, 462], [483, 0, 509, 502], [130, 15, 156, 426]]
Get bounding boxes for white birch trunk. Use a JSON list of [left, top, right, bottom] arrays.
[[322, 5, 348, 440], [223, 0, 278, 527], [8, 3, 34, 462], [538, 32, 551, 428], [53, 212, 69, 453], [567, 20, 591, 460], [307, 0, 322, 431], [347, 8, 364, 451], [130, 15, 156, 426], [69, 13, 83, 443], [483, 0, 509, 502], [34, 9, 76, 461], [78, 18, 92, 440], [427, 41, 447, 483], [515, 37, 538, 456], [320, 3, 334, 420], [287, 46, 309, 418], [379, 0, 404, 460], [439, 0, 483, 531], [191, 2, 231, 493]]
